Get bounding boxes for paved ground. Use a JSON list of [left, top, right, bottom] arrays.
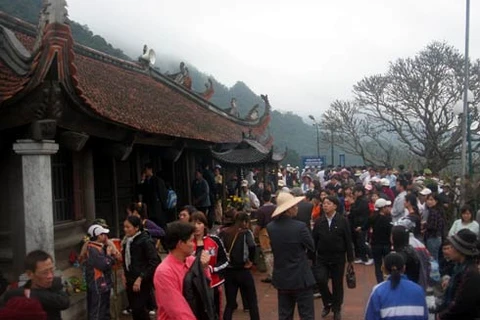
[[120, 262, 377, 319]]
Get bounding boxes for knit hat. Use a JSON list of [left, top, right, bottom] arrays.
[[0, 296, 47, 320], [448, 229, 479, 256]]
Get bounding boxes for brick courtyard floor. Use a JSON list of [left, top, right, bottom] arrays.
[[120, 262, 377, 320]]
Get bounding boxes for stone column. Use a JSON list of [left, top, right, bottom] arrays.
[[13, 139, 59, 261]]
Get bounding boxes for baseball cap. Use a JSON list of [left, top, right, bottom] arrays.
[[380, 178, 390, 187], [419, 188, 432, 196], [241, 180, 248, 187], [375, 198, 392, 209], [88, 224, 110, 237]]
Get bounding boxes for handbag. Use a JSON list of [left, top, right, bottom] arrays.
[[346, 264, 356, 289]]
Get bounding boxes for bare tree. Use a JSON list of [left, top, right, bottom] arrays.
[[319, 100, 405, 167], [352, 41, 480, 173]]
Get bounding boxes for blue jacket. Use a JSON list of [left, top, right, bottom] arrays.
[[365, 275, 427, 320], [85, 241, 115, 293]]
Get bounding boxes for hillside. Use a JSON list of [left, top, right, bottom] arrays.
[[0, 0, 130, 60], [0, 0, 340, 167]]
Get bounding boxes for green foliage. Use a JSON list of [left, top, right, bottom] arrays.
[[281, 148, 301, 168], [69, 20, 130, 60], [0, 0, 130, 60], [0, 0, 41, 24], [270, 110, 316, 156]]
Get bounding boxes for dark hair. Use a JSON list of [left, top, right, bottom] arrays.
[[128, 202, 147, 219], [325, 184, 336, 191], [426, 193, 443, 211], [25, 250, 52, 272], [384, 252, 405, 289], [460, 205, 473, 222], [442, 239, 452, 247], [125, 215, 144, 231], [324, 195, 340, 208], [235, 211, 250, 225], [391, 225, 409, 251], [262, 191, 272, 202], [405, 193, 420, 216], [191, 211, 208, 235], [181, 205, 197, 215], [310, 190, 320, 201], [164, 221, 195, 251], [223, 208, 237, 224], [144, 162, 153, 170], [353, 185, 365, 195], [425, 183, 438, 194], [396, 179, 408, 190]]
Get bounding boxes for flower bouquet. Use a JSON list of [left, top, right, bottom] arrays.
[[226, 195, 244, 210]]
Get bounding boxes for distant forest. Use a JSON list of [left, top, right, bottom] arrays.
[[0, 0, 337, 167]]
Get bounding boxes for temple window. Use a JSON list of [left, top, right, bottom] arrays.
[[52, 150, 74, 222]]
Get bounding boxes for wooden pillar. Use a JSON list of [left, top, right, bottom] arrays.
[[221, 164, 227, 214], [112, 157, 120, 237]]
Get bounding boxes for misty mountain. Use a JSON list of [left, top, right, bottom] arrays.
[[1, 0, 358, 167], [0, 0, 130, 60]]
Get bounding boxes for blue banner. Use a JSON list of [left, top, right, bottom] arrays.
[[302, 156, 326, 168]]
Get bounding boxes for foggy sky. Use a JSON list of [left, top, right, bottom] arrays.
[[67, 0, 479, 118]]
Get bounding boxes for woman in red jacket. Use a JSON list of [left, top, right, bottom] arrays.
[[191, 211, 229, 319]]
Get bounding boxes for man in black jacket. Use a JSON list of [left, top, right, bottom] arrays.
[[267, 192, 316, 320], [3, 250, 70, 320], [137, 163, 168, 229], [312, 196, 354, 320], [291, 187, 313, 228], [350, 185, 373, 265]]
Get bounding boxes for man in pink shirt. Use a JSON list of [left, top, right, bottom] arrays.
[[154, 221, 210, 320]]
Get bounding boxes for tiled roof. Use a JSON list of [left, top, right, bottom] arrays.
[[74, 53, 264, 143], [0, 59, 28, 102], [212, 147, 285, 165], [212, 148, 271, 164], [0, 11, 271, 144], [212, 137, 285, 165]]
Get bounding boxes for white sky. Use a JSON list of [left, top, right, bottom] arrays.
[[68, 0, 479, 117]]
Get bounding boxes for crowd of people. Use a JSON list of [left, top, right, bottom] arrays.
[[2, 163, 480, 320]]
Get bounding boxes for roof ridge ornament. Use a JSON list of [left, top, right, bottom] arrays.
[[246, 104, 259, 121], [261, 94, 271, 112], [166, 62, 192, 89], [199, 78, 214, 100], [227, 98, 240, 117], [34, 0, 69, 52]]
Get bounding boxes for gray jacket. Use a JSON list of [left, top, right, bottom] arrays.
[[392, 191, 407, 223]]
